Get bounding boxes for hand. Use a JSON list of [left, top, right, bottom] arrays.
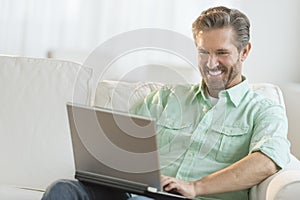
[[161, 175, 197, 199]]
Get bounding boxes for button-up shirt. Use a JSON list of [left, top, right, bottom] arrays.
[[130, 79, 290, 200]]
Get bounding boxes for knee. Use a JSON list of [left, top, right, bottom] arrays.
[[47, 179, 77, 193], [42, 179, 88, 200]]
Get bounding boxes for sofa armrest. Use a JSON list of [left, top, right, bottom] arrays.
[[250, 155, 300, 200]]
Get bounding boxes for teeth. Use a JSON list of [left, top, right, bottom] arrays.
[[208, 70, 222, 76]]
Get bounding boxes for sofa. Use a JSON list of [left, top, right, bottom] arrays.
[[0, 55, 300, 200]]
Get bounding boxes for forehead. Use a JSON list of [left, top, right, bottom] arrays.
[[196, 27, 237, 51]]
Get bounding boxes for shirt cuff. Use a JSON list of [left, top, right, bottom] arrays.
[[250, 137, 290, 169]]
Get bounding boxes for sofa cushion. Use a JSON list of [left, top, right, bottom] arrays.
[[94, 80, 285, 111], [94, 80, 162, 111], [0, 186, 43, 200], [0, 55, 92, 190]]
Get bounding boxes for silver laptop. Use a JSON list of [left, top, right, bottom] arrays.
[[66, 102, 190, 199]]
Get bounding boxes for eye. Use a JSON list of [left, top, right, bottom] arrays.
[[198, 49, 209, 55], [217, 51, 230, 56]]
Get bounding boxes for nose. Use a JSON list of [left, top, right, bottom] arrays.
[[207, 54, 219, 69]]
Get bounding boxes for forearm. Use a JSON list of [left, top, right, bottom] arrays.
[[194, 152, 278, 196]]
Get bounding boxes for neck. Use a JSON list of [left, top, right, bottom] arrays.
[[206, 76, 244, 98], [207, 89, 220, 98]]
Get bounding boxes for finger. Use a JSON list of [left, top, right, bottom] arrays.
[[160, 175, 169, 182], [164, 181, 179, 192], [161, 176, 170, 184], [161, 177, 174, 188]]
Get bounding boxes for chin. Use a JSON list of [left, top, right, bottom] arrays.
[[206, 80, 226, 89]]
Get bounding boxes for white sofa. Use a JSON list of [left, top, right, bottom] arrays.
[[0, 55, 300, 200], [0, 55, 92, 199]]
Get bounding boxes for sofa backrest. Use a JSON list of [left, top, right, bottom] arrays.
[[94, 80, 286, 112], [0, 55, 92, 190]]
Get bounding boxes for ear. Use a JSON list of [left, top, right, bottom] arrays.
[[240, 42, 251, 62]]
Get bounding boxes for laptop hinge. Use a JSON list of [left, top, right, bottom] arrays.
[[75, 170, 148, 195]]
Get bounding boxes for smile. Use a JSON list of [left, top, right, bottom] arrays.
[[208, 69, 223, 76]]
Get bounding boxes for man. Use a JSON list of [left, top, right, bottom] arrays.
[[42, 6, 290, 200]]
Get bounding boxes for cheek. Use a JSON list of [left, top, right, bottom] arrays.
[[198, 61, 206, 72], [219, 56, 237, 67], [198, 55, 207, 65], [197, 57, 206, 69]]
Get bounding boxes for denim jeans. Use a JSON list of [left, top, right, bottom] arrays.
[[41, 179, 153, 200]]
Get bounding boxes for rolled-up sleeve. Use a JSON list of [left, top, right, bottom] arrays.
[[249, 100, 290, 169]]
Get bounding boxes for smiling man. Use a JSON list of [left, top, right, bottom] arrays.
[[196, 26, 250, 98], [132, 6, 290, 199], [42, 6, 290, 200]]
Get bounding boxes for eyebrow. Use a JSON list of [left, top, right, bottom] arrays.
[[216, 49, 230, 52], [197, 48, 230, 52]]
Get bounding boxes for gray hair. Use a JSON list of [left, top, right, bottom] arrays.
[[192, 6, 250, 52]]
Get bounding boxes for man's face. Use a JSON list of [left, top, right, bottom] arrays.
[[195, 27, 244, 92]]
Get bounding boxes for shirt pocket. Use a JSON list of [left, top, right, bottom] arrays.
[[211, 125, 250, 163], [156, 120, 192, 155]]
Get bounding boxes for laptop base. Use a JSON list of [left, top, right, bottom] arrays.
[[75, 171, 191, 199]]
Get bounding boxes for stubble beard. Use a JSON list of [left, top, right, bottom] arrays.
[[200, 59, 242, 93]]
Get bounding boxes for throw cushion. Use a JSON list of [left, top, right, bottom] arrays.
[[0, 55, 92, 190]]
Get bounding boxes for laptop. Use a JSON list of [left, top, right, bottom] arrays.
[[66, 102, 191, 199]]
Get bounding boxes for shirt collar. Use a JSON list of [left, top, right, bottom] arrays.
[[198, 80, 210, 102], [220, 76, 250, 107], [198, 76, 251, 107]]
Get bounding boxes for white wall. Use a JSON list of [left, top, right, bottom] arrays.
[[239, 0, 300, 85], [0, 0, 237, 58]]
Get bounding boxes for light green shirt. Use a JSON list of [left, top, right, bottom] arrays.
[[130, 79, 290, 200]]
